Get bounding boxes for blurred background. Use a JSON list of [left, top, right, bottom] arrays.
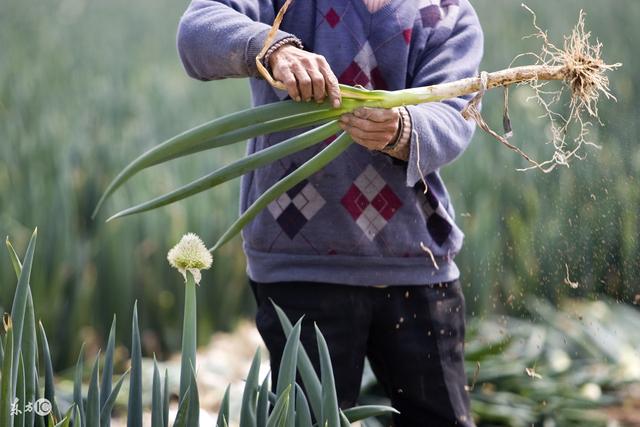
[[0, 0, 638, 374]]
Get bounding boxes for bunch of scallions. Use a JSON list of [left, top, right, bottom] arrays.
[[92, 3, 620, 253]]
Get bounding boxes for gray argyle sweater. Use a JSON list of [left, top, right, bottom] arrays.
[[177, 0, 483, 286]]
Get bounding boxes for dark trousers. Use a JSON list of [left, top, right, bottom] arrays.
[[249, 279, 474, 427]]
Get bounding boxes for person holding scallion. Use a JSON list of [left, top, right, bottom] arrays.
[[177, 1, 483, 425]]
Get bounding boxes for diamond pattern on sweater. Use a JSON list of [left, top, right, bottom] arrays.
[[418, 185, 453, 246], [402, 28, 413, 44], [418, 0, 460, 29], [341, 165, 402, 241], [325, 7, 340, 28], [268, 166, 325, 239], [338, 41, 387, 89], [420, 4, 442, 27]]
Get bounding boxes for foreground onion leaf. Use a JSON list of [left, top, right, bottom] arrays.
[[107, 120, 341, 221], [0, 319, 13, 427], [239, 348, 262, 427], [10, 228, 37, 390], [73, 343, 86, 426], [316, 324, 339, 427], [86, 352, 101, 427], [100, 370, 129, 427], [210, 131, 353, 252], [127, 302, 143, 427], [272, 302, 322, 420], [152, 357, 164, 427]]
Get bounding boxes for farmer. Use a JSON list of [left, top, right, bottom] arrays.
[[177, 1, 483, 425]]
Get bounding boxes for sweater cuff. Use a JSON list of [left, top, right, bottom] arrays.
[[246, 28, 301, 78]]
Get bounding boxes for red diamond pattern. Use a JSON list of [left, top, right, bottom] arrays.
[[370, 67, 388, 90], [342, 185, 370, 220], [339, 62, 370, 87], [325, 8, 340, 28], [402, 28, 412, 44], [338, 42, 387, 90], [341, 165, 402, 241], [372, 186, 402, 220]]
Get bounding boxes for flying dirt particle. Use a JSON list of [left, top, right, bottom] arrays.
[[525, 367, 543, 380], [564, 264, 579, 289], [420, 242, 440, 270]]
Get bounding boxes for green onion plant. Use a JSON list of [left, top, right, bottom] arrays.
[[0, 230, 397, 426], [94, 8, 619, 254]]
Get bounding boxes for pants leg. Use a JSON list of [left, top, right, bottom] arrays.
[[250, 280, 371, 409], [366, 281, 474, 427]]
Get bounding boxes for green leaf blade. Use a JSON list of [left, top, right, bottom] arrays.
[[216, 385, 230, 427], [99, 370, 128, 427], [23, 290, 38, 427], [294, 384, 312, 427], [5, 237, 23, 277], [126, 302, 142, 427], [186, 366, 200, 427], [73, 343, 86, 427], [265, 384, 290, 427], [162, 369, 169, 427], [277, 319, 302, 427], [16, 354, 26, 427], [107, 121, 341, 221], [272, 302, 322, 421], [10, 228, 38, 391], [100, 316, 116, 409], [172, 387, 191, 427], [93, 101, 339, 219], [151, 357, 163, 427], [256, 374, 270, 427], [1, 319, 14, 427], [316, 323, 339, 427], [211, 132, 353, 252], [38, 322, 61, 421], [240, 347, 261, 427], [86, 352, 101, 427]]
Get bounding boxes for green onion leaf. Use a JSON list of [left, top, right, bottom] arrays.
[[107, 121, 341, 221], [211, 132, 353, 252]]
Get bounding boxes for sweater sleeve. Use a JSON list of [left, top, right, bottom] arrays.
[[404, 0, 484, 187], [176, 0, 298, 81]]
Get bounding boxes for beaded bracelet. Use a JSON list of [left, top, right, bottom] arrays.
[[384, 107, 411, 149], [262, 36, 304, 70]]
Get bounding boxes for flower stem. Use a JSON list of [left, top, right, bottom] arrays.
[[179, 271, 197, 403]]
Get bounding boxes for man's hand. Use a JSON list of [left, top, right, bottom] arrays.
[[269, 45, 342, 108], [339, 107, 401, 150]]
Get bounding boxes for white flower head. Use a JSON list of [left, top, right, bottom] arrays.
[[167, 233, 212, 284]]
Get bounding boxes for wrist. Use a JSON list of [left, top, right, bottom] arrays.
[[384, 107, 410, 149], [263, 37, 303, 71], [382, 107, 411, 161]]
